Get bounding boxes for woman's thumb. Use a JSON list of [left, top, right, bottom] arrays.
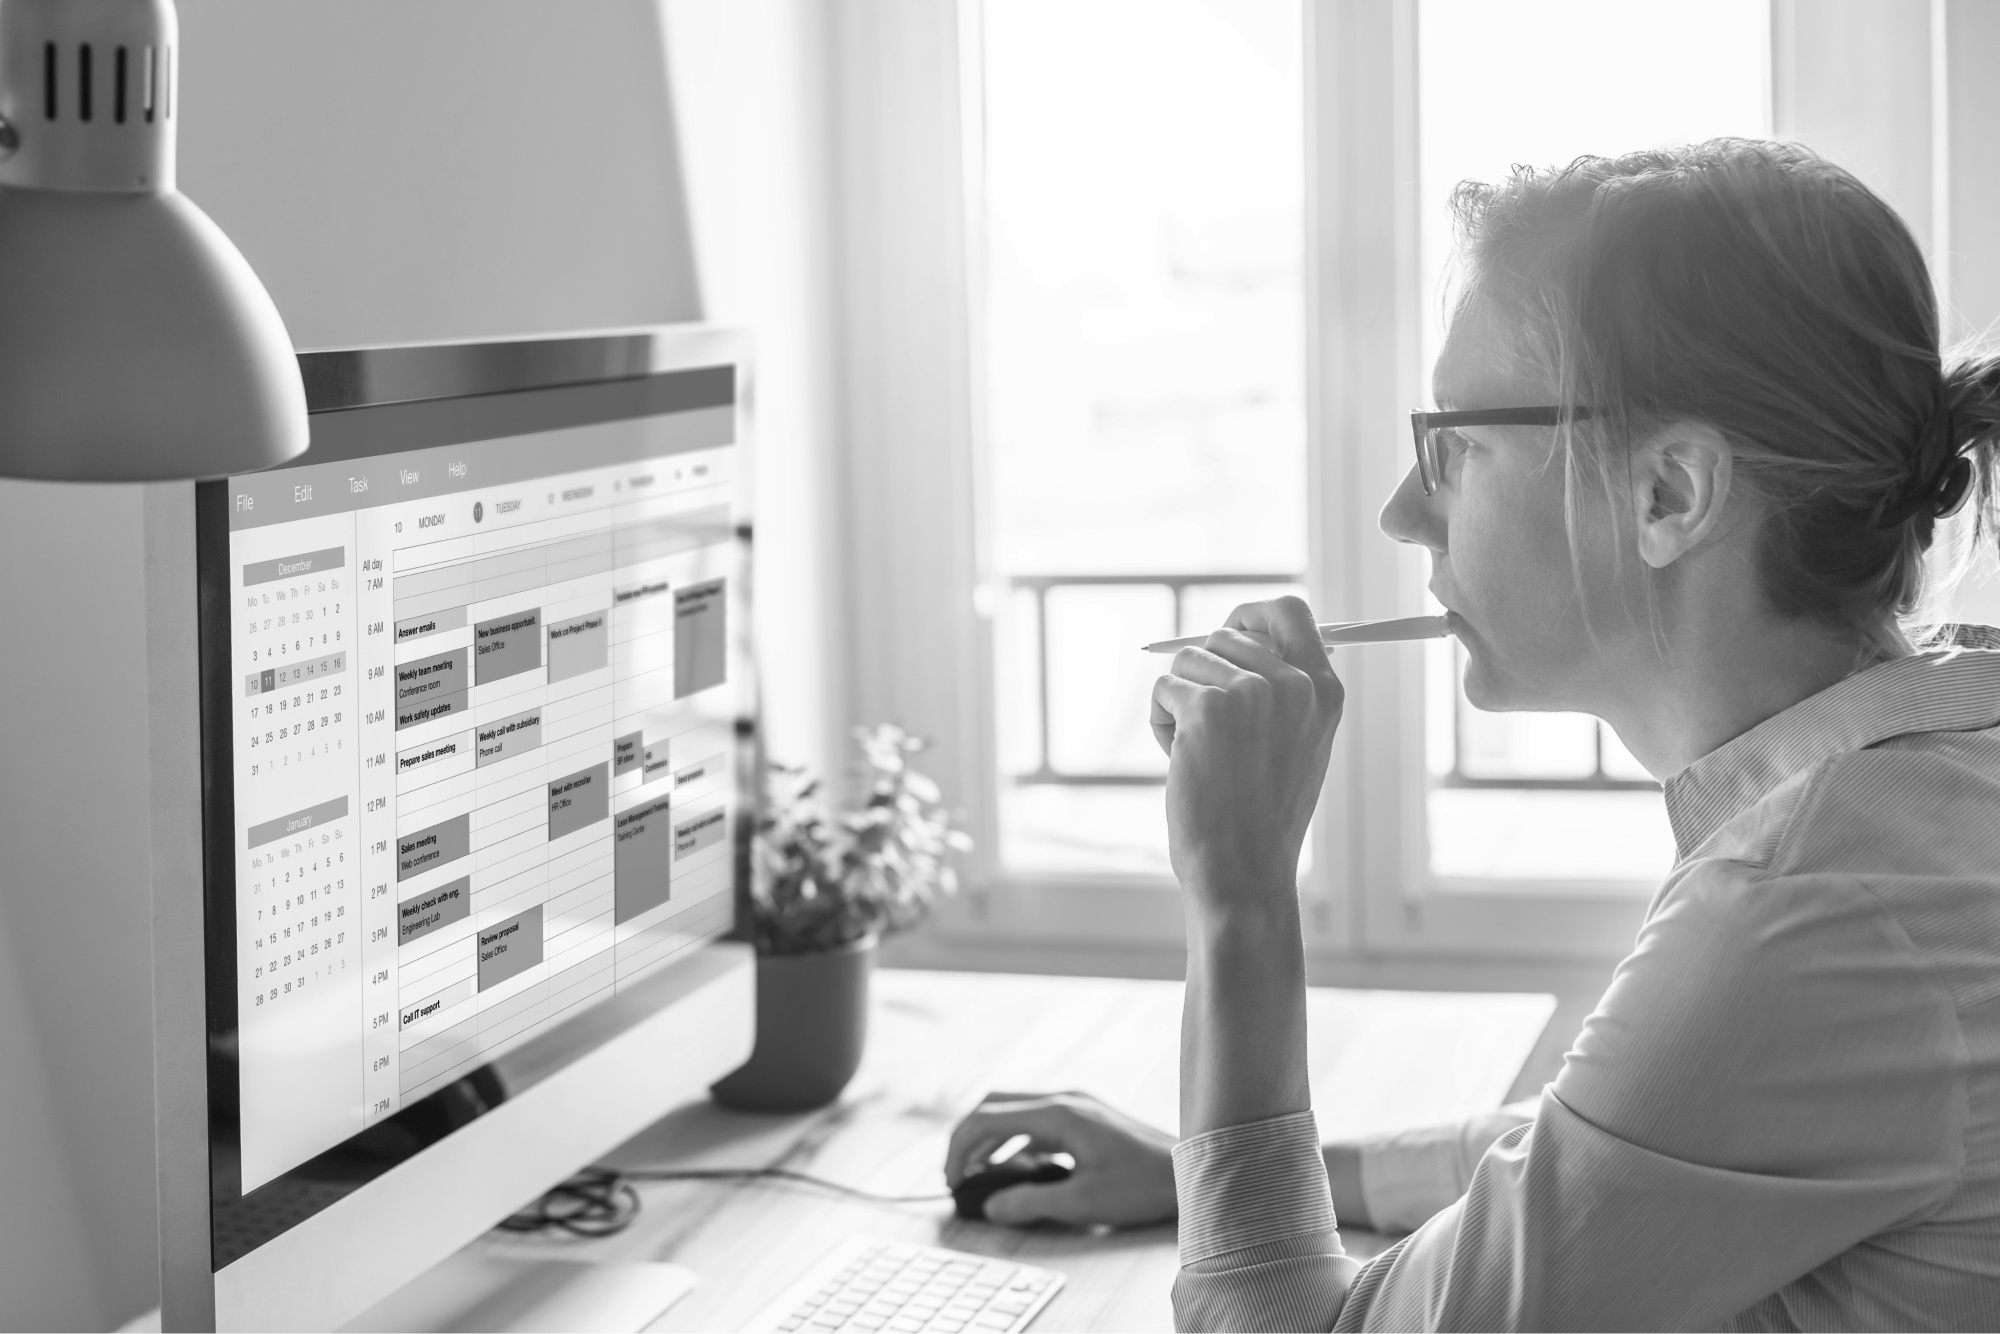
[[982, 1178, 1088, 1225]]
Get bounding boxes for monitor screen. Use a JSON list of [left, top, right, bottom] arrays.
[[195, 340, 746, 1264]]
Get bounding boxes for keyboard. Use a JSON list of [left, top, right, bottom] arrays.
[[741, 1234, 1065, 1333]]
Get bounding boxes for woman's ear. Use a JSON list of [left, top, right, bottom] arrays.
[[1632, 420, 1733, 569]]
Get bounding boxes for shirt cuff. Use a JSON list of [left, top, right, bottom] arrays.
[[1173, 1110, 1340, 1267], [1357, 1100, 1540, 1234], [1357, 1121, 1472, 1234]]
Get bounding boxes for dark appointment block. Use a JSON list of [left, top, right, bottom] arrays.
[[673, 578, 726, 699], [614, 795, 674, 924]]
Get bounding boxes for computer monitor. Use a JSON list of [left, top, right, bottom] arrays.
[[143, 327, 757, 1332]]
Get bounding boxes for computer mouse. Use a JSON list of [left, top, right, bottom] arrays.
[[952, 1151, 1074, 1221]]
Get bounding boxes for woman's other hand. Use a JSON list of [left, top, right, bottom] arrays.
[[943, 1091, 1178, 1228], [1148, 595, 1344, 918]]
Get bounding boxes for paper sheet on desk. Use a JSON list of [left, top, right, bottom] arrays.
[[868, 973, 1557, 1144], [1303, 990, 1557, 1143]]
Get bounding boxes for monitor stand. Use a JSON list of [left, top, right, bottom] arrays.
[[341, 1251, 697, 1333]]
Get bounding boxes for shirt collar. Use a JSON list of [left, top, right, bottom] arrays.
[[1662, 628, 2000, 860]]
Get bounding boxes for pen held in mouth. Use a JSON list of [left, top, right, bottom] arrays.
[[1141, 614, 1454, 653]]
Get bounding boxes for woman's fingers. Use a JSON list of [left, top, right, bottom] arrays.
[[1226, 596, 1341, 682], [943, 1092, 1179, 1231], [1171, 644, 1261, 689], [1194, 628, 1289, 679], [1150, 671, 1217, 755], [1222, 599, 1345, 722], [944, 1099, 1080, 1184], [982, 1176, 1095, 1226]]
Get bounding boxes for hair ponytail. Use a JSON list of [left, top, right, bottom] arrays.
[[1942, 350, 2000, 543]]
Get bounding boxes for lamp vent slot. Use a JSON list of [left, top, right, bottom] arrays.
[[78, 42, 92, 122], [42, 41, 55, 120], [143, 45, 156, 123], [115, 46, 128, 123]]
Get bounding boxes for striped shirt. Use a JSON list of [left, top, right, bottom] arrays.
[[1172, 635, 2000, 1331]]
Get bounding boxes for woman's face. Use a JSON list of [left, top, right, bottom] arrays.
[[1380, 295, 1641, 713]]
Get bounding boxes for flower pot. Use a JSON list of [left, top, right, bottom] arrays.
[[710, 934, 875, 1112]]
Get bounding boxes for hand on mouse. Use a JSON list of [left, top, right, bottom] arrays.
[[943, 1091, 1178, 1228]]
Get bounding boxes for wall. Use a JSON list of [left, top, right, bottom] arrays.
[[0, 883, 112, 1328], [0, 3, 842, 1328], [0, 477, 162, 1332]]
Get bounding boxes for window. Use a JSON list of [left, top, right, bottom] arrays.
[[841, 0, 1948, 966], [978, 0, 1307, 876]]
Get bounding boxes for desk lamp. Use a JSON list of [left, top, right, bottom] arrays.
[[0, 0, 306, 481]]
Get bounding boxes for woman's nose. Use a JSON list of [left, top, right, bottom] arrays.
[[1380, 464, 1446, 552]]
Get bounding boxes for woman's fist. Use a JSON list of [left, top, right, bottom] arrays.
[[1148, 596, 1343, 916]]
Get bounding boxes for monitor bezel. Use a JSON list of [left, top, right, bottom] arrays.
[[192, 328, 752, 1271]]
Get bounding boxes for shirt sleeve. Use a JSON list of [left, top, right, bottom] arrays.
[[1356, 1099, 1539, 1233], [1171, 1111, 1361, 1332], [1332, 863, 1965, 1331]]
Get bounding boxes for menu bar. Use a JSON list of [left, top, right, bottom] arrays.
[[226, 406, 732, 531]]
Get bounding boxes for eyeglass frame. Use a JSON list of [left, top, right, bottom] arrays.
[[1410, 406, 1596, 495]]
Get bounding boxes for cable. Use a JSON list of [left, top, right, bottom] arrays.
[[498, 1167, 641, 1238], [499, 1165, 952, 1239], [618, 1166, 952, 1204]]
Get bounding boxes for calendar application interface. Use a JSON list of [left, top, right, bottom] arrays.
[[224, 410, 738, 1192]]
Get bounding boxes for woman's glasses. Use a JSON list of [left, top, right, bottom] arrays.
[[1410, 406, 1595, 495]]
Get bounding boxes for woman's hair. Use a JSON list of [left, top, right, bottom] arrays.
[[1449, 137, 2000, 643]]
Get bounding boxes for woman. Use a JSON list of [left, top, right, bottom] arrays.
[[945, 140, 2000, 1330]]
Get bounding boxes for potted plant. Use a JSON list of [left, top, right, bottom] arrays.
[[710, 724, 971, 1112]]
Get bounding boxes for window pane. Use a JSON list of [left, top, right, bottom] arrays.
[[999, 787, 1172, 877], [1456, 708, 1596, 781], [1044, 586, 1174, 776], [1417, 0, 1767, 884], [994, 586, 1044, 777], [1178, 583, 1308, 637], [981, 0, 1306, 871], [1599, 726, 1654, 782], [1429, 789, 1678, 885]]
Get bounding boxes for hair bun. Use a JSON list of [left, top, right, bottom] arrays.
[[1935, 453, 1975, 518]]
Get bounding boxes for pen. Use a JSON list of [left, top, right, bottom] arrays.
[[1141, 614, 1453, 653]]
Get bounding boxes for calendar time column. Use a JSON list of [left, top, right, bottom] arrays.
[[356, 518, 402, 1125]]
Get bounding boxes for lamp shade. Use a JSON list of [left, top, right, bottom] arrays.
[[0, 0, 306, 482]]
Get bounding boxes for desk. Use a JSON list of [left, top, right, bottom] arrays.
[[468, 969, 1554, 1332]]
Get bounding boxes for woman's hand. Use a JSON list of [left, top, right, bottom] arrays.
[[1151, 596, 1341, 1137], [1148, 596, 1344, 920], [943, 1091, 1178, 1228]]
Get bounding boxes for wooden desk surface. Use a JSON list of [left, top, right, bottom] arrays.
[[472, 969, 1554, 1332]]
